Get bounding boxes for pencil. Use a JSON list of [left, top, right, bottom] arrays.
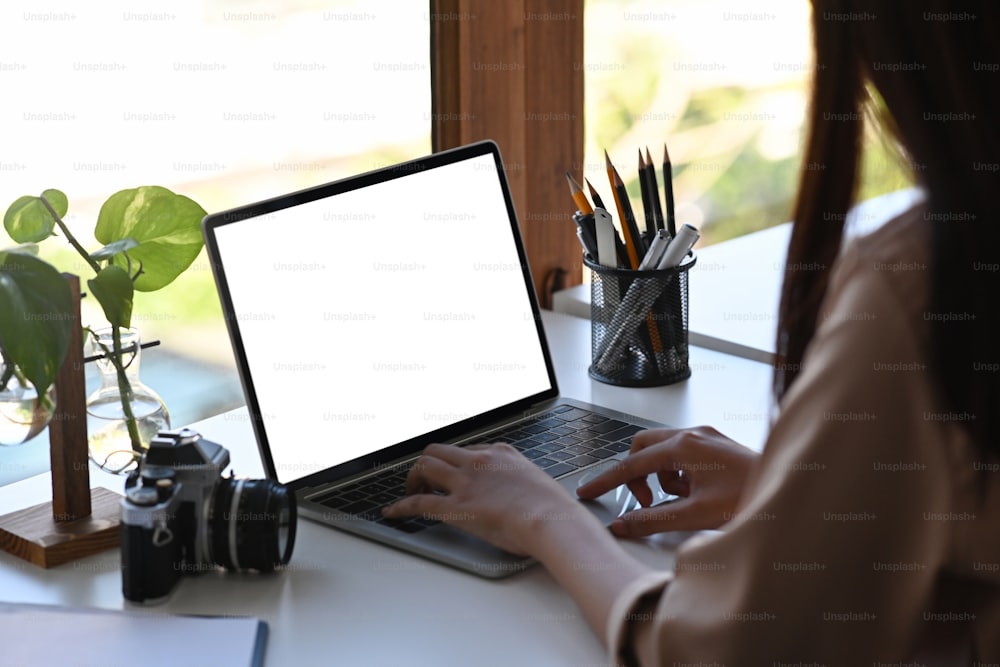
[[585, 178, 606, 211], [663, 142, 677, 237], [605, 150, 644, 269], [564, 171, 594, 216], [645, 146, 664, 232], [662, 142, 683, 365], [606, 151, 665, 366], [637, 149, 655, 237]]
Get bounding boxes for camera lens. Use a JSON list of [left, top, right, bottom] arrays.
[[210, 477, 297, 572]]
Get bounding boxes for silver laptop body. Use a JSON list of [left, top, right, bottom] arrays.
[[202, 141, 667, 577]]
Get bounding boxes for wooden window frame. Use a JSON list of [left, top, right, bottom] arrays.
[[430, 0, 585, 307]]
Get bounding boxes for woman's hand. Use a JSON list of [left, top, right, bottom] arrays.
[[385, 442, 659, 643], [576, 426, 758, 537], [382, 442, 591, 556]]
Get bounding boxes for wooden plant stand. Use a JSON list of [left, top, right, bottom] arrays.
[[0, 275, 121, 567]]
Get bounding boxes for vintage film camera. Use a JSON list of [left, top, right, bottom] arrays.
[[120, 428, 296, 603]]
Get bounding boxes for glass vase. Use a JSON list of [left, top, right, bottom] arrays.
[[86, 327, 170, 473], [0, 362, 55, 446]]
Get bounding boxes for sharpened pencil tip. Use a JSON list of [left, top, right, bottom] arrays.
[[566, 170, 586, 194], [663, 142, 671, 164], [611, 165, 623, 187], [645, 146, 654, 164], [638, 148, 646, 169], [604, 149, 613, 167]]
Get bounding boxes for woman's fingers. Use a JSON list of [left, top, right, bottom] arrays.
[[384, 442, 583, 556], [576, 443, 678, 499], [630, 427, 681, 453], [402, 446, 464, 495], [658, 470, 689, 497], [382, 489, 452, 520], [609, 498, 704, 537]]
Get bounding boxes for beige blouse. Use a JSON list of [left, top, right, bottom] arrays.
[[608, 205, 1000, 665]]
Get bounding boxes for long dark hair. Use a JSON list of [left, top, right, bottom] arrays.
[[776, 1, 1000, 447]]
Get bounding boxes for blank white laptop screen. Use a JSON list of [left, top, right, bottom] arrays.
[[211, 152, 552, 484]]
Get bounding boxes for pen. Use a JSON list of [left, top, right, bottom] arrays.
[[605, 150, 644, 268], [656, 223, 699, 269], [575, 227, 589, 255], [565, 171, 594, 216], [655, 223, 699, 359], [644, 147, 664, 232], [572, 211, 599, 259], [638, 229, 671, 270], [593, 275, 668, 376], [663, 142, 677, 237], [650, 224, 699, 374]]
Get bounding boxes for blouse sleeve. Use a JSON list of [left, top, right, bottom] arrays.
[[606, 238, 957, 665], [605, 570, 673, 664]]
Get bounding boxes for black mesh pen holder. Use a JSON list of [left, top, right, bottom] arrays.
[[584, 253, 695, 387]]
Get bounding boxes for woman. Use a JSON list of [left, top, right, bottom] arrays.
[[386, 1, 1000, 662]]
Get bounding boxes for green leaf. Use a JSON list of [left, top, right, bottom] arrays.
[[90, 238, 139, 262], [87, 265, 134, 330], [3, 195, 58, 243], [41, 189, 69, 217], [1, 243, 40, 256], [0, 251, 73, 398], [95, 186, 207, 292]]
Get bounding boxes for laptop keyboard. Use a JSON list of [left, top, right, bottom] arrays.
[[310, 405, 644, 534]]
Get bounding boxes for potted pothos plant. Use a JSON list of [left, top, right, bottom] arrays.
[[0, 187, 206, 464], [0, 245, 72, 444]]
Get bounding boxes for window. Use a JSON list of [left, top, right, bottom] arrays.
[[582, 0, 912, 246], [0, 0, 430, 482]]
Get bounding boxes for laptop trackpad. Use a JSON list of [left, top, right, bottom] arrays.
[[563, 462, 676, 527]]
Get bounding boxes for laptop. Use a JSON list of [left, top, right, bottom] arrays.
[[202, 140, 670, 578]]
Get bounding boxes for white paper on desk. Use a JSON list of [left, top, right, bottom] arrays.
[[0, 602, 266, 667]]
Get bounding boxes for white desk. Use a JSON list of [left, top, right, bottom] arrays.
[[0, 311, 772, 667], [553, 188, 923, 364]]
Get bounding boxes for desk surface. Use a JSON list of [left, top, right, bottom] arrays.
[[0, 311, 772, 667]]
